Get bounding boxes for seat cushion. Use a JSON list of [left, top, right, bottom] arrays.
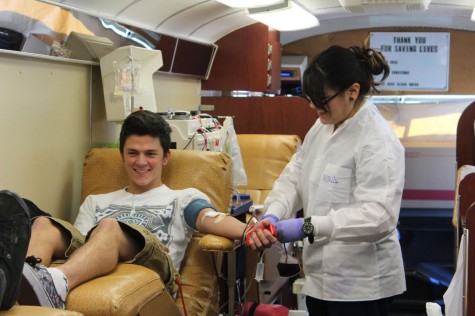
[[237, 134, 301, 204], [82, 148, 233, 212]]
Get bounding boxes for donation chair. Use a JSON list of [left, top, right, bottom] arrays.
[[38, 148, 233, 316], [236, 134, 301, 205], [453, 100, 475, 315], [235, 134, 301, 304]]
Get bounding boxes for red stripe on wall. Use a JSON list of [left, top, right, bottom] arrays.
[[402, 189, 455, 201]]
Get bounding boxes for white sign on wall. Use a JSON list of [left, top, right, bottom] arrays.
[[369, 32, 450, 91]]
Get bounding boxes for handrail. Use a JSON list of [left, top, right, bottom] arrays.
[[370, 95, 475, 104]]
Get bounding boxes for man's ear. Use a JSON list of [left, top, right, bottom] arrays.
[[163, 150, 171, 165]]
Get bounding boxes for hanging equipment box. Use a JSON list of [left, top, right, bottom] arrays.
[[0, 27, 23, 51]]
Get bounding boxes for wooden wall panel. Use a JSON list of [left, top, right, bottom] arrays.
[[201, 96, 316, 141], [202, 23, 269, 91], [456, 101, 475, 168], [282, 27, 475, 95]]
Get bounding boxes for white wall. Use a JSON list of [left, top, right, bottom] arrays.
[[0, 52, 91, 221], [0, 51, 203, 221], [155, 73, 202, 113]]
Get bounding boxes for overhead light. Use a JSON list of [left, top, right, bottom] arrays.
[[99, 18, 155, 50], [215, 0, 284, 8], [245, 0, 319, 31], [338, 0, 431, 13], [472, 6, 475, 21]]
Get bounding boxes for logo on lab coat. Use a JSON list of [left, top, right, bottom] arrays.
[[323, 174, 338, 184]]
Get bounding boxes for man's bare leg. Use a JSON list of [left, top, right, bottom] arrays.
[[27, 217, 69, 267], [20, 217, 141, 308], [56, 218, 142, 290]]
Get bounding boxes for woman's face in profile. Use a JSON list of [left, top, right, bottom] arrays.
[[308, 87, 355, 129]]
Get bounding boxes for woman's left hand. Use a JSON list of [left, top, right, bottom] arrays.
[[274, 218, 304, 243]]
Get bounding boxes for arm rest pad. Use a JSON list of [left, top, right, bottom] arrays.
[[0, 306, 83, 316], [199, 234, 237, 251]]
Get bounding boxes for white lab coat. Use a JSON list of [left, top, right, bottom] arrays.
[[264, 100, 406, 301]]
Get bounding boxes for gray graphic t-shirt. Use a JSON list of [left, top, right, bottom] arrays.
[[74, 185, 209, 269]]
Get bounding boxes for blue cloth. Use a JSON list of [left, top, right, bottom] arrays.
[[184, 199, 216, 230]]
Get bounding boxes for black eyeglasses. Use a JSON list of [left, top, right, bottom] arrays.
[[304, 89, 343, 110]]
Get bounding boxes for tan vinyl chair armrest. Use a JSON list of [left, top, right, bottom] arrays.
[[199, 234, 239, 251], [0, 306, 84, 316], [64, 264, 179, 316]]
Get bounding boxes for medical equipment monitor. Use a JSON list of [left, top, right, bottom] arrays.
[[170, 39, 217, 79]]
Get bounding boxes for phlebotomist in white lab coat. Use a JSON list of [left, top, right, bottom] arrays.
[[247, 45, 406, 316]]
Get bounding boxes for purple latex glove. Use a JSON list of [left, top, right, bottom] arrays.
[[274, 218, 304, 243], [262, 214, 279, 224]]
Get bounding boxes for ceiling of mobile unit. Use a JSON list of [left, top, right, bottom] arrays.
[[36, 0, 475, 45]]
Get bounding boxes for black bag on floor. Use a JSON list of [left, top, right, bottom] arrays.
[[0, 27, 23, 51]]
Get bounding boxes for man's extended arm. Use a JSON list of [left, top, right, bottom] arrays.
[[195, 208, 246, 239]]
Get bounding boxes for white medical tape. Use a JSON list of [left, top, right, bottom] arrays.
[[201, 210, 227, 226]]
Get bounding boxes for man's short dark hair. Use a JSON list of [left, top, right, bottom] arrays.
[[119, 110, 172, 154]]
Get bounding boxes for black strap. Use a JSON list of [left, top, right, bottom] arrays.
[[248, 301, 259, 316]]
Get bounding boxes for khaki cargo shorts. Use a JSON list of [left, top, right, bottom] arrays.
[[47, 217, 179, 295]]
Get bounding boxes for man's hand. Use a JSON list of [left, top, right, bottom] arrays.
[[274, 218, 304, 243]]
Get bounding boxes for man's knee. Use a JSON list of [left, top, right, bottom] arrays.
[[96, 217, 120, 228], [31, 217, 78, 247], [31, 216, 57, 232], [91, 218, 122, 236], [29, 216, 74, 261]]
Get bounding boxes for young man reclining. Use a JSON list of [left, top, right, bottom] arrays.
[[0, 110, 276, 310]]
